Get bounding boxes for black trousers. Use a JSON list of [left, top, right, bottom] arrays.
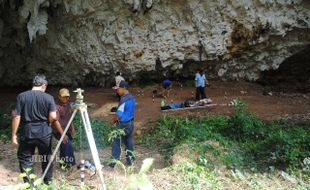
[[196, 87, 206, 100], [17, 135, 53, 184]]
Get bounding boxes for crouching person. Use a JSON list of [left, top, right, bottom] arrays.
[[11, 74, 68, 184], [54, 88, 76, 169], [109, 81, 135, 169]]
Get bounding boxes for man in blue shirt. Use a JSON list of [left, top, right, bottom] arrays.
[[109, 80, 135, 168], [195, 68, 209, 100]]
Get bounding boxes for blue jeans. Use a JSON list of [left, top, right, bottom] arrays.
[[54, 134, 76, 166], [109, 121, 135, 168]]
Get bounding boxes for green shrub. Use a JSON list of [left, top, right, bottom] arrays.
[[141, 102, 310, 172], [72, 117, 112, 150], [170, 162, 221, 190], [184, 80, 196, 87], [0, 105, 13, 142]]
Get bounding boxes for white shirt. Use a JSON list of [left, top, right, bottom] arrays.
[[195, 74, 206, 87], [115, 75, 125, 87]]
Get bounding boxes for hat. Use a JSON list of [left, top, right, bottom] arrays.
[[59, 88, 70, 97], [113, 80, 128, 89], [33, 74, 48, 86]]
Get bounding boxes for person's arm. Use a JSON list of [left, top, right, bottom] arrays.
[[195, 74, 199, 81], [204, 75, 209, 85], [70, 124, 76, 136], [49, 111, 68, 144], [110, 103, 124, 125], [12, 115, 20, 146], [12, 95, 22, 146], [110, 115, 121, 125]]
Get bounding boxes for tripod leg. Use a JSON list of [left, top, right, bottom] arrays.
[[41, 110, 78, 181], [80, 109, 106, 190]]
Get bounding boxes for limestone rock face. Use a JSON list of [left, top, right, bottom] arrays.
[[0, 0, 309, 86]]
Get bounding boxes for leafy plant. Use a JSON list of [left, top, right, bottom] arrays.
[[108, 128, 126, 142], [170, 162, 220, 190], [16, 168, 89, 190], [72, 117, 112, 150], [0, 105, 13, 142], [141, 101, 310, 174], [126, 158, 154, 190]]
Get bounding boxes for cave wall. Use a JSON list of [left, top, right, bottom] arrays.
[[260, 45, 310, 92], [0, 0, 309, 86]]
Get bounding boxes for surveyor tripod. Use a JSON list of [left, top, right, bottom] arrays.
[[41, 88, 106, 190]]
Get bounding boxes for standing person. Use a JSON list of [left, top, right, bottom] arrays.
[[195, 68, 208, 100], [113, 71, 125, 100], [114, 71, 125, 88], [195, 69, 200, 100], [109, 80, 135, 169], [11, 74, 68, 184], [162, 79, 172, 97], [54, 88, 76, 169]]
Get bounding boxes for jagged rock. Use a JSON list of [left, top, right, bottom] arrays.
[[0, 0, 309, 86]]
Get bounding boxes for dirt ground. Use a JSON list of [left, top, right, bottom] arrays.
[[0, 81, 309, 188], [1, 81, 310, 123]]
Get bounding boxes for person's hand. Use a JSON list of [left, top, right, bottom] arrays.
[[62, 135, 69, 144], [110, 116, 120, 126], [109, 120, 115, 126], [70, 108, 78, 113], [12, 134, 18, 146], [206, 81, 210, 86], [71, 127, 76, 137]]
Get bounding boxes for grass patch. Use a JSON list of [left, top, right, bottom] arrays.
[[169, 162, 221, 190], [139, 101, 310, 178]]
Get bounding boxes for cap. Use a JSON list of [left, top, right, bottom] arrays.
[[33, 74, 48, 86], [113, 80, 128, 89], [59, 88, 70, 97]]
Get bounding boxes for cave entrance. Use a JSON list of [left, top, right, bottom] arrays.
[[260, 45, 310, 93]]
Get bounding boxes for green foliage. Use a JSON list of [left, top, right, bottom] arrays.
[[72, 117, 112, 150], [170, 162, 221, 190], [59, 159, 69, 171], [0, 105, 12, 142], [108, 128, 125, 142], [141, 101, 310, 173], [220, 104, 310, 169], [126, 158, 154, 190], [17, 168, 87, 190], [140, 115, 229, 160], [183, 80, 196, 87], [139, 158, 154, 174]]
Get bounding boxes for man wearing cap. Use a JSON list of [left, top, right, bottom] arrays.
[[54, 88, 76, 169], [109, 80, 135, 169], [11, 74, 68, 184], [114, 71, 125, 88]]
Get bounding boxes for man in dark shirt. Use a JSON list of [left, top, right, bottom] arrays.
[[54, 88, 76, 168], [11, 74, 68, 184]]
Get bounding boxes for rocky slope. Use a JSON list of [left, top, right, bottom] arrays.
[[0, 0, 309, 86]]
